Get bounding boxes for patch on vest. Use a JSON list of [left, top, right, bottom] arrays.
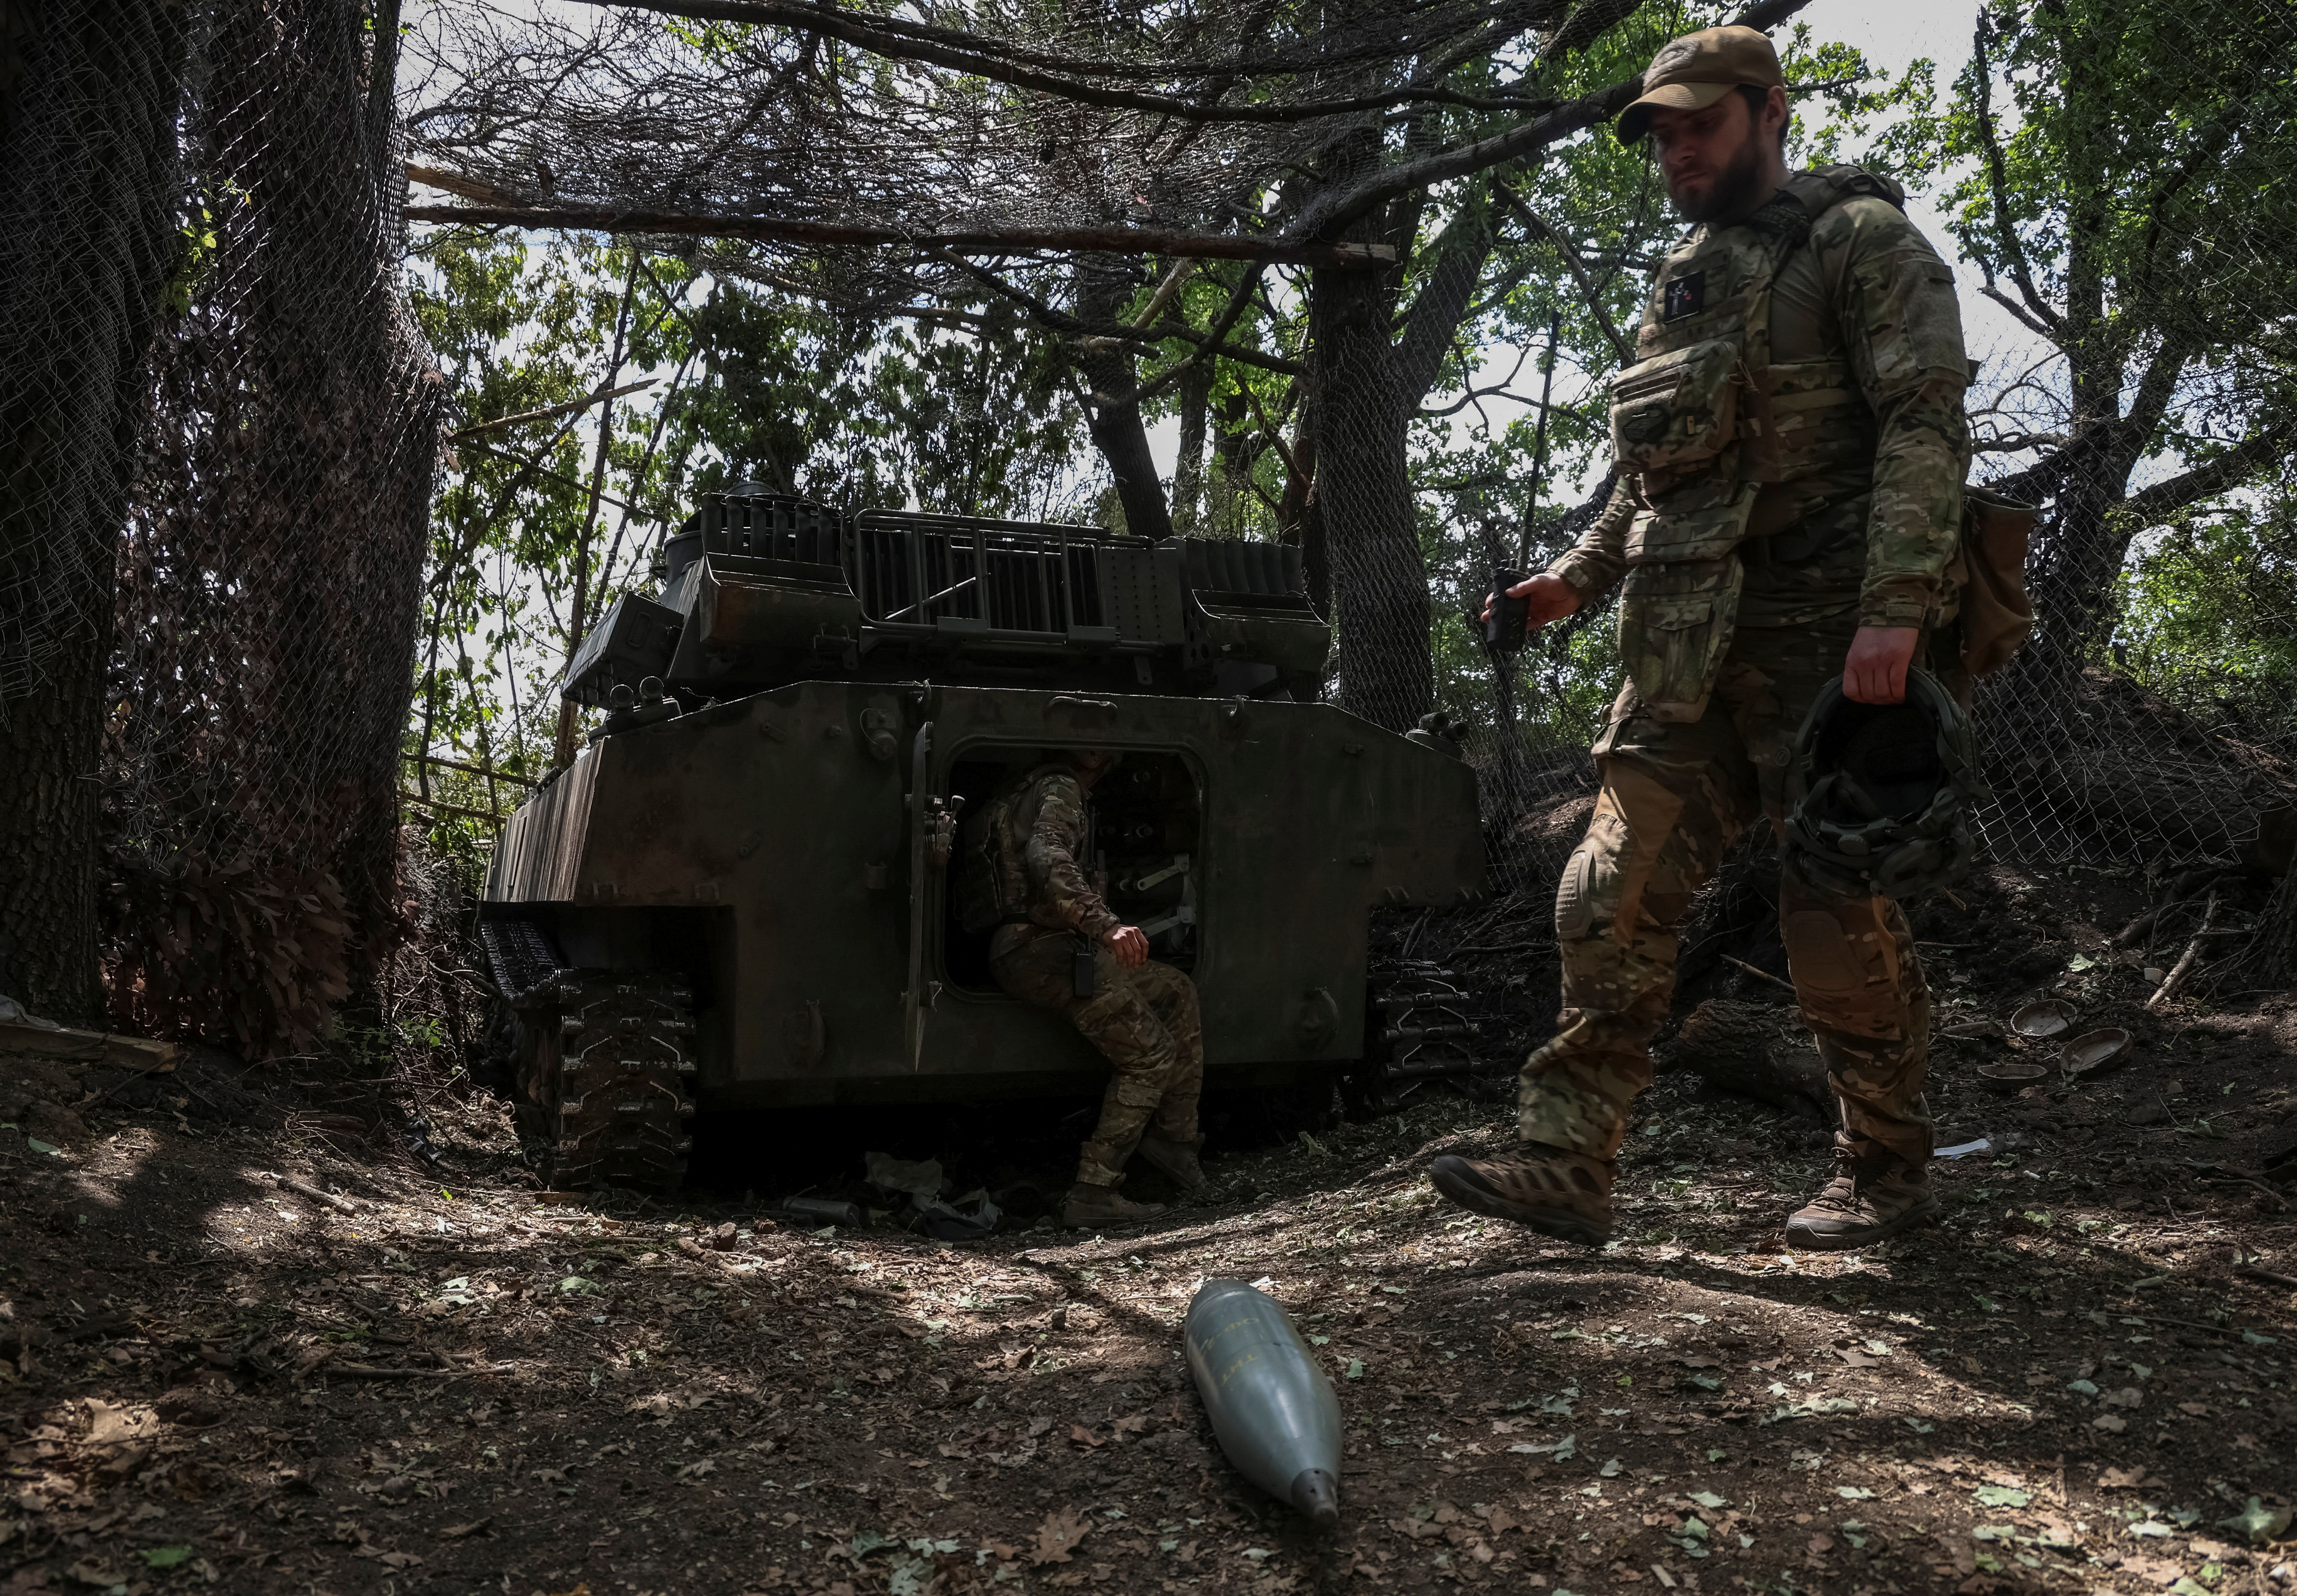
[[1662, 271, 1706, 321]]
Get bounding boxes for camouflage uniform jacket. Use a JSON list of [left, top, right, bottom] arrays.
[[985, 767, 1121, 940], [1553, 166, 1971, 632]]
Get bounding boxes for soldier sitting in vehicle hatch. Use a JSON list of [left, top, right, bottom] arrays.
[[960, 749, 1207, 1228]]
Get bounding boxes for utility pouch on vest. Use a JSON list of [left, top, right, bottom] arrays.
[[1609, 337, 1743, 475], [1944, 484, 2037, 678], [1616, 480, 1759, 723]]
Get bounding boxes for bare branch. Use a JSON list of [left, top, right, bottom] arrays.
[[921, 248, 1301, 377], [1293, 0, 1809, 239], [2118, 427, 2297, 527], [447, 379, 657, 442], [1491, 181, 1634, 364], [583, 0, 1570, 123], [1970, 18, 2061, 333], [1979, 280, 2060, 343], [404, 202, 1393, 267], [1971, 432, 2068, 454], [458, 439, 673, 522]]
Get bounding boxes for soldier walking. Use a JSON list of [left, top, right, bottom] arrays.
[[964, 749, 1207, 1228], [1431, 26, 1971, 1251]]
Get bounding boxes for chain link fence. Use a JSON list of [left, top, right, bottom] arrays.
[[2, 0, 444, 1052]]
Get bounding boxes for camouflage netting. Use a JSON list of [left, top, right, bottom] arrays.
[[0, 0, 444, 1052], [393, 0, 2297, 915], [102, 0, 446, 1056]]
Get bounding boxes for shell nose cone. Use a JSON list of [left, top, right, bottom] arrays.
[[1290, 1468, 1340, 1528]]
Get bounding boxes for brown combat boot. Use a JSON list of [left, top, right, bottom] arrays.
[[1428, 1142, 1614, 1247], [1785, 1145, 1939, 1251], [1134, 1126, 1209, 1193], [1062, 1180, 1166, 1230]]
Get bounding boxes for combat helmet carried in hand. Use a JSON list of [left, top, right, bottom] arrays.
[[1783, 668, 1982, 899]]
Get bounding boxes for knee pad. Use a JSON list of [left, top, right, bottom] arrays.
[[1555, 806, 1628, 941]]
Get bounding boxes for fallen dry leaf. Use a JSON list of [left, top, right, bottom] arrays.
[[1068, 1424, 1104, 1449], [1030, 1507, 1092, 1565], [440, 1517, 493, 1537]]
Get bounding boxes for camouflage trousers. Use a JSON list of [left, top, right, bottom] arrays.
[[1521, 621, 1934, 1172], [991, 927, 1204, 1186]]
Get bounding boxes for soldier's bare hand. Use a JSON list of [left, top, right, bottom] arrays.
[[1843, 626, 1920, 705], [1478, 572, 1583, 629], [1102, 925, 1150, 967]]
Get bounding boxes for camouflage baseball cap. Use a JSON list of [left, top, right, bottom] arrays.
[[1616, 26, 1785, 144]]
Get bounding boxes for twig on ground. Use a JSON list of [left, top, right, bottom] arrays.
[[2202, 1173, 2291, 1211], [2121, 1312, 2273, 1341], [270, 1174, 362, 1215], [2146, 890, 2217, 1011], [2234, 1263, 2297, 1289], [331, 1363, 456, 1379], [1722, 953, 1796, 992]]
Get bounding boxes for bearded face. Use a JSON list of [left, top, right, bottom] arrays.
[[1674, 113, 1773, 222], [1651, 91, 1781, 226]]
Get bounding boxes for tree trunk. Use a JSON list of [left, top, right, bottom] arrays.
[[1171, 359, 1212, 536], [1276, 390, 1327, 617], [554, 255, 639, 768], [1308, 259, 1428, 732], [1071, 259, 1172, 542], [0, 1, 189, 1022], [1206, 384, 1250, 538]]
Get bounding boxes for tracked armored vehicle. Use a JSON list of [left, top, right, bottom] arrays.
[[479, 489, 1486, 1192]]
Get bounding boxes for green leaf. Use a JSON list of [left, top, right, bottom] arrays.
[[557, 1275, 597, 1294], [1838, 1486, 1876, 1501], [2066, 1379, 2099, 1396], [1344, 1359, 1364, 1380], [1689, 1491, 1729, 1509], [2216, 1497, 2292, 1545], [24, 1137, 61, 1155], [1973, 1486, 2030, 1508], [141, 1547, 193, 1569]]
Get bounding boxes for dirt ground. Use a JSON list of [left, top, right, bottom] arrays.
[[4, 858, 2295, 1596]]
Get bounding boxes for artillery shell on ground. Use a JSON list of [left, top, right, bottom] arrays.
[[1183, 1279, 1343, 1527]]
